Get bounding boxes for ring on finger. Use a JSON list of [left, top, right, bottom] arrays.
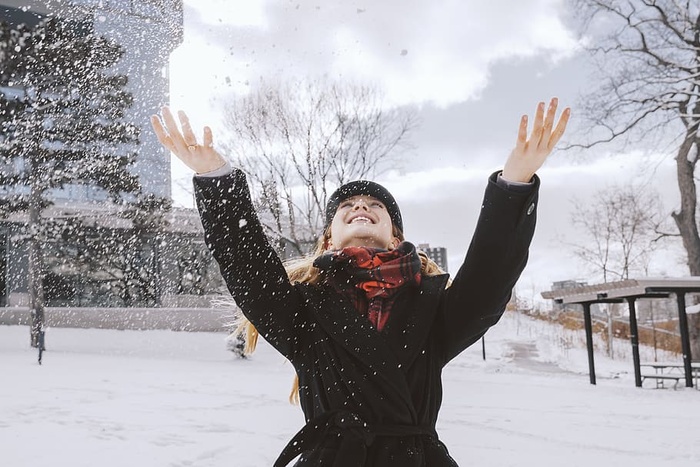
[[187, 144, 198, 151]]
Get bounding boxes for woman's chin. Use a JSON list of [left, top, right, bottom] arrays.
[[337, 235, 387, 250]]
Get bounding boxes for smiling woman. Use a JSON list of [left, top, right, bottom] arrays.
[[150, 98, 569, 466]]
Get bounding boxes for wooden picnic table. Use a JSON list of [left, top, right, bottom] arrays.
[[639, 362, 700, 389]]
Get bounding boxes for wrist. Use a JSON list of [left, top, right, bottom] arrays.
[[196, 160, 230, 177], [500, 169, 533, 184]]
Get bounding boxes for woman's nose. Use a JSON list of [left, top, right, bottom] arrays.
[[352, 200, 369, 210]]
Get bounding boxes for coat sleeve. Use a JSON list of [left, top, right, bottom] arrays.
[[436, 171, 539, 363], [193, 169, 304, 360]]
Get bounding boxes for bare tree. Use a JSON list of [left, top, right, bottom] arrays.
[[573, 0, 700, 358], [219, 78, 417, 257], [571, 184, 665, 282], [570, 183, 665, 356]]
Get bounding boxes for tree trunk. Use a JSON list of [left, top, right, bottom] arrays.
[[671, 135, 700, 361], [690, 314, 700, 362], [151, 235, 161, 306], [28, 203, 46, 349], [27, 166, 46, 348], [607, 305, 614, 358]]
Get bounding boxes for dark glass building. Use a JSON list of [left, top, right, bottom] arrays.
[[0, 0, 186, 307]]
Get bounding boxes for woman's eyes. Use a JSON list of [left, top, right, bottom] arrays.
[[340, 200, 384, 209]]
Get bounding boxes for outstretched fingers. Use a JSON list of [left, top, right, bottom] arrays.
[[203, 126, 214, 148], [178, 110, 199, 148], [547, 107, 571, 151], [150, 106, 227, 174], [515, 114, 528, 152], [502, 98, 571, 182], [539, 98, 558, 147], [150, 115, 176, 153], [160, 106, 188, 152], [518, 98, 571, 153], [531, 101, 545, 147]]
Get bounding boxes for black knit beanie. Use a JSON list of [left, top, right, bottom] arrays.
[[324, 180, 403, 233]]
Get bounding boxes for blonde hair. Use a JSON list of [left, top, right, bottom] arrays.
[[233, 225, 448, 404]]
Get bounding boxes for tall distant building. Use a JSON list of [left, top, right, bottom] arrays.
[[0, 0, 183, 200], [0, 1, 186, 307], [417, 243, 448, 272], [549, 280, 588, 313]]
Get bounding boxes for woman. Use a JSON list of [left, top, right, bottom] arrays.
[[151, 98, 569, 466]]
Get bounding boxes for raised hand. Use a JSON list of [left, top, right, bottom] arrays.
[[150, 106, 227, 174], [501, 98, 570, 183]]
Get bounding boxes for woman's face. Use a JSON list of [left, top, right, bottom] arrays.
[[327, 195, 399, 250]]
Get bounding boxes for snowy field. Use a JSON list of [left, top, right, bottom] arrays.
[[1, 311, 698, 467]]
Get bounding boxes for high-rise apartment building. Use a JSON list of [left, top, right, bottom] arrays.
[[0, 1, 186, 307], [417, 243, 448, 272], [0, 0, 183, 200]]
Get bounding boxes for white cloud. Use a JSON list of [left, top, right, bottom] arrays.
[[188, 0, 268, 28], [165, 0, 687, 299], [375, 149, 680, 291], [176, 0, 581, 109], [380, 165, 491, 202]]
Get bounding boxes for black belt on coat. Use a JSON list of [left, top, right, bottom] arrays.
[[273, 410, 437, 467]]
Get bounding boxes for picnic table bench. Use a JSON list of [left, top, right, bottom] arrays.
[[640, 362, 700, 390]]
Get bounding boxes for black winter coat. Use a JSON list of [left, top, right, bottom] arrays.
[[194, 169, 539, 466]]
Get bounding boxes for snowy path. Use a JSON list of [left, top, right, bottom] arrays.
[[507, 341, 569, 374], [1, 312, 698, 467]]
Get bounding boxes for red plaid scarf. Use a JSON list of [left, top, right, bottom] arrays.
[[313, 242, 422, 331]]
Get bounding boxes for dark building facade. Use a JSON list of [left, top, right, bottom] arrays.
[[1, 0, 183, 200], [0, 1, 203, 308], [549, 280, 588, 313], [418, 243, 448, 272]]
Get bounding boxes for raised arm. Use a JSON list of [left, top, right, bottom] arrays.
[[150, 108, 304, 360], [438, 98, 570, 363]]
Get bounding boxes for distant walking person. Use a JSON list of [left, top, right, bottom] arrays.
[[151, 98, 569, 466]]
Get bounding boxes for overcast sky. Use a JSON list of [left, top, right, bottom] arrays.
[[167, 0, 686, 301]]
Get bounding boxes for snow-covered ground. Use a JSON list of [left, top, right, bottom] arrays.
[[1, 311, 698, 467]]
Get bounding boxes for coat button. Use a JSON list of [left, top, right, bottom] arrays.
[[526, 202, 535, 215]]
